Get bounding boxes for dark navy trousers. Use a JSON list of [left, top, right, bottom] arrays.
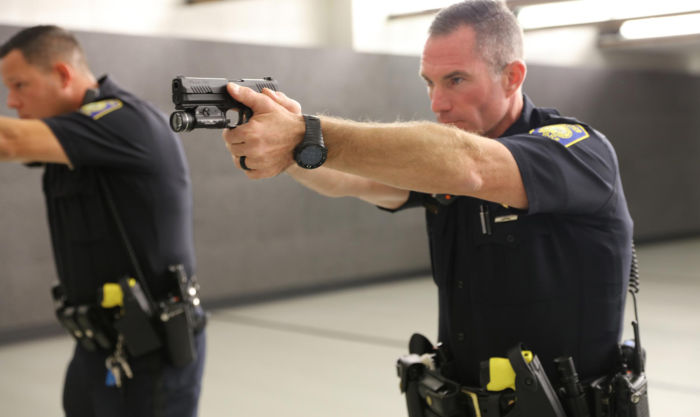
[[62, 330, 206, 417]]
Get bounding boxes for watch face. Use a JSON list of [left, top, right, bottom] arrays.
[[297, 144, 327, 169]]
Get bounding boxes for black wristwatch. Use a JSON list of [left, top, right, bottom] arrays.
[[294, 115, 327, 169]]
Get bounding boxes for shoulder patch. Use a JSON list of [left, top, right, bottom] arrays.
[[79, 99, 123, 120], [529, 124, 589, 147]]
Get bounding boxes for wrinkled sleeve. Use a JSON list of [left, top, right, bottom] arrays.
[[43, 100, 157, 173], [497, 124, 620, 215]]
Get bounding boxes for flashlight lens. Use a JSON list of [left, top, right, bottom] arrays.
[[170, 111, 194, 132]]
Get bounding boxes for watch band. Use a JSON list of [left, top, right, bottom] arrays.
[[295, 115, 327, 169], [303, 114, 322, 144]]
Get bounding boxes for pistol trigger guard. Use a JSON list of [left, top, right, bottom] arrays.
[[238, 108, 253, 125]]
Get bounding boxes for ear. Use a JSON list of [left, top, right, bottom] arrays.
[[501, 60, 526, 97], [53, 62, 73, 89]]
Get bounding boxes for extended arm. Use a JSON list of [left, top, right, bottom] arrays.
[[222, 85, 527, 209], [223, 88, 410, 209], [286, 164, 410, 209], [317, 116, 527, 208], [0, 116, 70, 164]]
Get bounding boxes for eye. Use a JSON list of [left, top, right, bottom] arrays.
[[449, 76, 464, 86], [13, 81, 25, 90]]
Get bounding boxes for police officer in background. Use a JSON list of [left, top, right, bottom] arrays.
[[0, 26, 205, 416], [222, 0, 633, 396]]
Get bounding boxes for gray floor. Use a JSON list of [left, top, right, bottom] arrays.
[[1, 237, 699, 416]]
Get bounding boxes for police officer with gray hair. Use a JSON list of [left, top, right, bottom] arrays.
[[221, 1, 636, 415]]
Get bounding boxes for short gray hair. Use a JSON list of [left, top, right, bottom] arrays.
[[429, 0, 523, 72]]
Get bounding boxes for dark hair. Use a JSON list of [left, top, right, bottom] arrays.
[[0, 25, 89, 72], [429, 0, 523, 72]]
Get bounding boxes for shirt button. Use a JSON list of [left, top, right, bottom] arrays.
[[506, 234, 516, 243], [457, 332, 465, 342], [456, 280, 464, 289]]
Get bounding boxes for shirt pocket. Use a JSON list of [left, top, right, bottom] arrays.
[[469, 209, 563, 307], [47, 173, 109, 243]]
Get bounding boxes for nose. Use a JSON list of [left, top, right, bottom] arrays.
[[429, 85, 451, 116], [6, 90, 20, 110]]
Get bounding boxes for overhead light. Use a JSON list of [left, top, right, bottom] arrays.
[[516, 0, 700, 30], [385, 0, 458, 20], [619, 12, 700, 39], [387, 0, 454, 15], [517, 0, 610, 29]]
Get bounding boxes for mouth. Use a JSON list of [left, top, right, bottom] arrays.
[[437, 118, 461, 127], [437, 119, 480, 134]]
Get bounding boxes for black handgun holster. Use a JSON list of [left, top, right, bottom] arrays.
[[97, 174, 203, 367], [397, 338, 567, 417]]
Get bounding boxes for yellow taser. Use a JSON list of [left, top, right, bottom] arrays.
[[485, 350, 533, 391], [99, 278, 136, 308]]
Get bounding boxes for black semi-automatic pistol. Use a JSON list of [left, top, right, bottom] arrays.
[[169, 76, 278, 132]]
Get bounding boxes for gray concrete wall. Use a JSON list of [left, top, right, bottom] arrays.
[[524, 66, 700, 239], [0, 26, 432, 340], [1, 25, 699, 341]]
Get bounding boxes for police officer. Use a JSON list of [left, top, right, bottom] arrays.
[[0, 26, 205, 417], [221, 0, 632, 396]]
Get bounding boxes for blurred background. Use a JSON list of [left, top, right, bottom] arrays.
[[1, 1, 699, 416]]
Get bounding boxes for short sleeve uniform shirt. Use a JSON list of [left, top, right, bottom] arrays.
[[41, 76, 195, 305], [393, 95, 633, 385]]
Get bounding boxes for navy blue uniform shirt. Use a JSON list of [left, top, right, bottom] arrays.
[[42, 75, 195, 304], [391, 95, 633, 386]]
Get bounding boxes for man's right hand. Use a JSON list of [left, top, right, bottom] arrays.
[[221, 83, 305, 178]]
